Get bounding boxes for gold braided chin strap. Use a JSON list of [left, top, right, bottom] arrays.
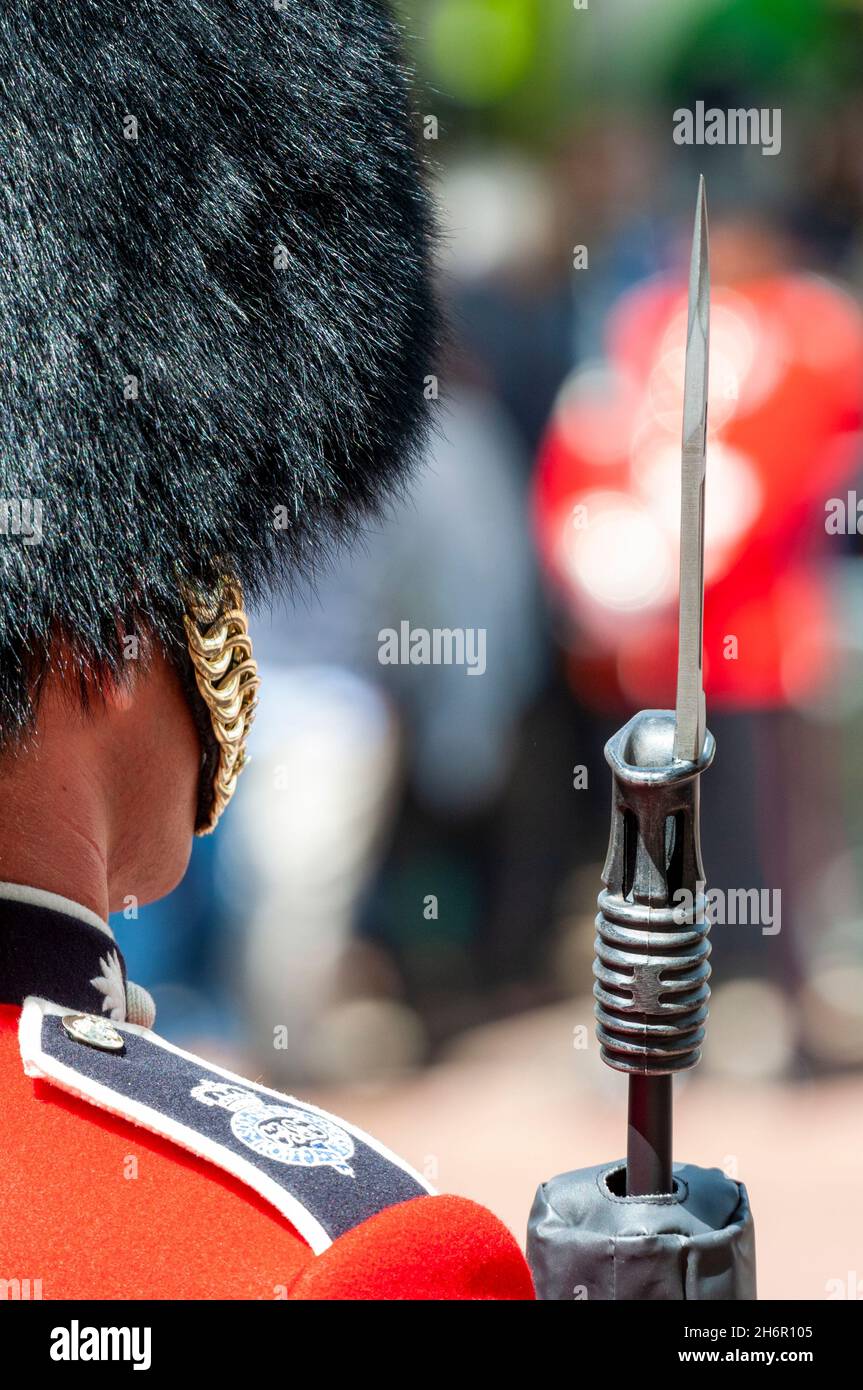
[[182, 580, 260, 835]]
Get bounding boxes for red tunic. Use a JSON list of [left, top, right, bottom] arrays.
[[0, 1004, 533, 1300]]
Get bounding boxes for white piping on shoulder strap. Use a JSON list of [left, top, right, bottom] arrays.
[[19, 996, 434, 1256]]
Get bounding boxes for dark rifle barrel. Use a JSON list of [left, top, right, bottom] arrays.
[[627, 1074, 672, 1196]]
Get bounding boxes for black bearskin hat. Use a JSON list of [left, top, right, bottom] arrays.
[[0, 0, 436, 748]]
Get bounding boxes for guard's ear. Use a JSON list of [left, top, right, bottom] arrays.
[[57, 627, 158, 721]]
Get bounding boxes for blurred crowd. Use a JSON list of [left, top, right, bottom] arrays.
[[116, 0, 863, 1102]]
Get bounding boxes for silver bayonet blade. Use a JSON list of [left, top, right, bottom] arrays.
[[673, 175, 710, 762]]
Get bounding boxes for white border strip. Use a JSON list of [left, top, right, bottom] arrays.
[[0, 882, 114, 940], [19, 998, 434, 1257]]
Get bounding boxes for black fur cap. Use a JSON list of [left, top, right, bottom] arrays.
[[0, 0, 436, 744]]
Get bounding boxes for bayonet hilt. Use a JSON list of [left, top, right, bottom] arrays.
[[594, 709, 714, 1077]]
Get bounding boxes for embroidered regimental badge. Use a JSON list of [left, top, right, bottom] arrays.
[[190, 1080, 356, 1177]]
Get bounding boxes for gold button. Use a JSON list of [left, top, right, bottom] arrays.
[[62, 1013, 125, 1052]]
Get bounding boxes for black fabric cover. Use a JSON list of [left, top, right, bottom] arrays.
[[527, 1161, 756, 1301]]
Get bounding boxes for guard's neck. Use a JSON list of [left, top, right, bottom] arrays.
[[0, 734, 111, 924]]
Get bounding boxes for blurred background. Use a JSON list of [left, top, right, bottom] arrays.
[[117, 0, 863, 1298]]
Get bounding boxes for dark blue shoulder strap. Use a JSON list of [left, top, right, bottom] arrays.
[[21, 998, 432, 1253]]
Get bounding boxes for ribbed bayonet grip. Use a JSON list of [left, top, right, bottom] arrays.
[[594, 709, 715, 1075]]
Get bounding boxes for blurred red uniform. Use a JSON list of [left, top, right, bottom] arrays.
[[534, 274, 863, 714]]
